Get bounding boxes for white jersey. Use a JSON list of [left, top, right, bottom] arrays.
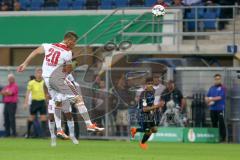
[[42, 43, 72, 78]]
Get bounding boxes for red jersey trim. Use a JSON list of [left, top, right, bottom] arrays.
[[52, 43, 70, 51]]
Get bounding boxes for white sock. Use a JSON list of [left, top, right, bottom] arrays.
[[76, 103, 93, 126], [48, 121, 56, 138], [67, 120, 75, 137], [54, 109, 62, 131]]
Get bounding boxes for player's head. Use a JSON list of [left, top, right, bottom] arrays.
[[214, 74, 222, 86], [145, 77, 154, 91], [35, 68, 42, 80], [63, 31, 78, 49]]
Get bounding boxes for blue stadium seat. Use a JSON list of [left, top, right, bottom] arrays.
[[185, 8, 205, 31], [190, 8, 205, 18], [144, 0, 155, 7], [185, 12, 198, 31], [129, 0, 144, 6], [72, 0, 85, 10], [58, 0, 71, 10], [114, 0, 128, 8], [205, 5, 221, 18], [203, 11, 217, 29], [30, 0, 43, 11], [85, 0, 99, 9], [100, 0, 113, 9], [19, 0, 30, 10]]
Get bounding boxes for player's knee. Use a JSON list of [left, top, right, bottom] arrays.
[[48, 114, 55, 122], [55, 101, 62, 108], [145, 131, 152, 136], [75, 96, 84, 105], [151, 127, 158, 133], [65, 112, 73, 120]]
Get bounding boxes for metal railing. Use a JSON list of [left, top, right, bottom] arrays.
[[78, 5, 239, 55]]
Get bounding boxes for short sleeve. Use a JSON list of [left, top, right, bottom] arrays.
[[219, 86, 225, 99], [27, 81, 33, 91], [207, 87, 211, 97], [41, 43, 50, 55]]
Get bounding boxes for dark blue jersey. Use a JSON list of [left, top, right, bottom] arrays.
[[137, 90, 155, 123]]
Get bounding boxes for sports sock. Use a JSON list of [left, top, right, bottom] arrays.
[[141, 133, 151, 144], [48, 121, 56, 138], [75, 103, 93, 127], [54, 109, 62, 131], [67, 120, 75, 137]]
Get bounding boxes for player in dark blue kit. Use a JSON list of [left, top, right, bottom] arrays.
[[131, 77, 163, 150]]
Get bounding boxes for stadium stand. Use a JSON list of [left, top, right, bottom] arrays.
[[100, 0, 113, 9], [144, 0, 156, 7], [29, 0, 43, 11], [58, 0, 71, 10], [72, 0, 85, 10]]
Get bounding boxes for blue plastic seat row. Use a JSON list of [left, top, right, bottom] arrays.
[[17, 0, 158, 10], [185, 7, 221, 30]]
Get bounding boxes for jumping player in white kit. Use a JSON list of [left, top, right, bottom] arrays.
[[17, 31, 104, 146]]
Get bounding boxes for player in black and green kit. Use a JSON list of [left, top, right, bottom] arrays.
[[131, 77, 163, 150]]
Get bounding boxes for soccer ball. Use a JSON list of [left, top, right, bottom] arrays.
[[152, 5, 166, 17]]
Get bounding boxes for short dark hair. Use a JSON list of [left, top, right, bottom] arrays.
[[146, 77, 153, 83], [214, 74, 221, 78], [64, 31, 78, 40]]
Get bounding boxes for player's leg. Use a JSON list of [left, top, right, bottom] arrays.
[[139, 130, 151, 150], [64, 112, 78, 144], [62, 100, 78, 144], [63, 77, 104, 131], [139, 122, 156, 150], [44, 79, 63, 140], [131, 120, 145, 138], [54, 100, 69, 140], [74, 95, 104, 131], [47, 100, 57, 146]]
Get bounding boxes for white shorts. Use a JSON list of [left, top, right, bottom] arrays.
[[48, 99, 72, 114], [49, 69, 81, 97], [44, 76, 79, 102], [43, 77, 58, 101]]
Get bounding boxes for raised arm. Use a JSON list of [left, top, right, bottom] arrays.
[[17, 46, 44, 72]]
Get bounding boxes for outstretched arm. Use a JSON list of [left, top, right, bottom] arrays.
[[17, 46, 44, 72]]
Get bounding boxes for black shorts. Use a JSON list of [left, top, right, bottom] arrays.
[[139, 121, 156, 132], [30, 100, 47, 115]]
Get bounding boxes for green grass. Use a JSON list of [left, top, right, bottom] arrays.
[[0, 138, 240, 160]]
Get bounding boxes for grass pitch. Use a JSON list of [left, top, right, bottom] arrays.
[[0, 138, 239, 160]]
